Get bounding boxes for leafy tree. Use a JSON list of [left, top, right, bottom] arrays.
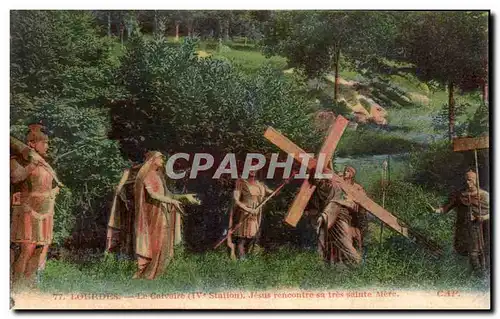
[[397, 11, 488, 141], [10, 10, 127, 245], [262, 11, 399, 101], [91, 10, 274, 43], [11, 11, 119, 100], [432, 102, 468, 138]]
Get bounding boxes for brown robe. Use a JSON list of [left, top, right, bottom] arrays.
[[442, 189, 489, 262], [310, 177, 364, 266], [133, 165, 177, 280], [106, 165, 140, 257]]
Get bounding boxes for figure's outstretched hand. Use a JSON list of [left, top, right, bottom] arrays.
[[184, 194, 201, 205], [434, 207, 443, 214], [173, 200, 183, 212], [474, 214, 487, 222], [161, 202, 168, 212], [426, 203, 440, 214], [51, 186, 60, 199]]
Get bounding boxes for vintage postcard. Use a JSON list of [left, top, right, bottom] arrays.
[[9, 9, 490, 310]]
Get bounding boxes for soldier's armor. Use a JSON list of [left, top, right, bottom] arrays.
[[11, 155, 56, 245], [457, 190, 489, 217], [232, 179, 266, 239]]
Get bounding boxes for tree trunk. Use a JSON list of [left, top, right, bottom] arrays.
[[107, 12, 111, 37], [120, 26, 124, 48], [175, 22, 180, 42], [448, 81, 455, 142], [153, 11, 158, 37], [126, 17, 133, 39], [483, 77, 488, 105], [482, 83, 488, 105], [224, 19, 230, 41], [187, 21, 193, 37], [334, 46, 341, 102], [158, 17, 166, 38]]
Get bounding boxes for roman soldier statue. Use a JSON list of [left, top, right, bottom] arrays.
[[10, 123, 62, 286], [434, 170, 489, 274]]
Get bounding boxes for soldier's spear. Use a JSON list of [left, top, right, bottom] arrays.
[[473, 150, 486, 268], [379, 158, 389, 246]]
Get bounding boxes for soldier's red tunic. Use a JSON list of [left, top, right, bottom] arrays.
[[11, 156, 57, 245]]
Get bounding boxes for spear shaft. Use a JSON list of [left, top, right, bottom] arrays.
[[474, 150, 486, 268], [379, 157, 389, 245]]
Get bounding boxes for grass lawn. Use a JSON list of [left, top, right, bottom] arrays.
[[211, 49, 288, 73], [386, 90, 482, 143], [386, 74, 429, 96], [339, 70, 360, 82], [334, 153, 412, 193], [37, 242, 487, 295]]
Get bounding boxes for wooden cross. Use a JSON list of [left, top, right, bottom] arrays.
[[453, 136, 489, 153], [264, 115, 442, 256]]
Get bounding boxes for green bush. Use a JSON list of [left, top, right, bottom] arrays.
[[11, 11, 119, 100], [371, 181, 450, 244], [370, 88, 399, 108], [468, 102, 489, 137], [388, 74, 430, 95], [10, 11, 127, 245], [409, 141, 489, 194]]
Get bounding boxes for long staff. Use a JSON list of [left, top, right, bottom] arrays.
[[474, 150, 486, 268], [379, 158, 389, 246]]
